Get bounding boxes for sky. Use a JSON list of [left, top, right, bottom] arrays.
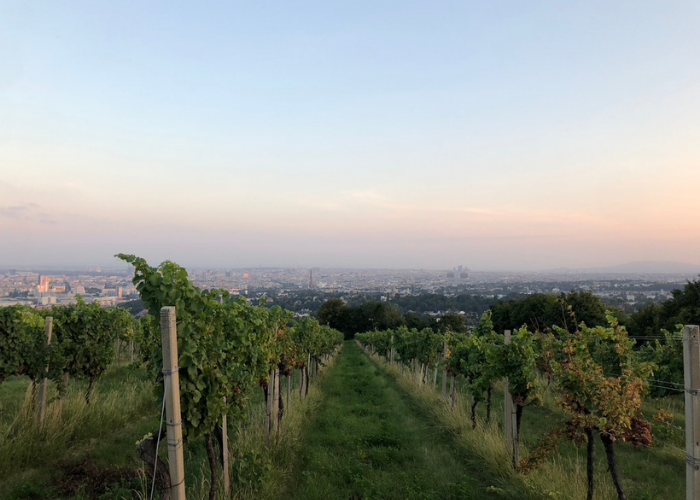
[[1, 1, 699, 270]]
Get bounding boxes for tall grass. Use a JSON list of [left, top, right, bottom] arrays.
[[0, 376, 153, 479], [185, 355, 337, 500]]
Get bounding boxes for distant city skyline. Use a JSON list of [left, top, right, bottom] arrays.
[[2, 1, 699, 270], [1, 260, 699, 276]]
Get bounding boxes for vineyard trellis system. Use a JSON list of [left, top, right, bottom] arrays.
[[0, 256, 343, 500], [356, 312, 700, 500]]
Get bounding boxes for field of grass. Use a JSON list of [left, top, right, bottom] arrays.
[[0, 364, 157, 500], [288, 341, 517, 500], [0, 359, 330, 500]]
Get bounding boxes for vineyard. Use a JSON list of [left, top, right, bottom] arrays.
[[356, 312, 691, 500], [0, 257, 694, 500], [0, 256, 343, 500]]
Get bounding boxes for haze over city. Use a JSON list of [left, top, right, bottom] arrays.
[[2, 1, 699, 270]]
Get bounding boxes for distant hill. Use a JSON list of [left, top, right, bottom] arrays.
[[575, 261, 700, 274]]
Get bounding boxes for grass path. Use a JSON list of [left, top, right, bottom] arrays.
[[288, 342, 506, 500]]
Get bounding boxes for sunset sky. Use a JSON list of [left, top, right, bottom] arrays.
[[1, 1, 699, 270]]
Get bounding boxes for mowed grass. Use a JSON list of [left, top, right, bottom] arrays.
[[289, 342, 505, 500]]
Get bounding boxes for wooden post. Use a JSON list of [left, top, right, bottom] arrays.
[[271, 369, 279, 435], [265, 370, 272, 445], [684, 325, 700, 500], [129, 340, 135, 363], [449, 374, 456, 410], [277, 371, 284, 430], [36, 316, 53, 425], [433, 366, 438, 391], [286, 374, 291, 413], [504, 330, 514, 461], [160, 307, 186, 500], [222, 413, 230, 496], [299, 368, 304, 401], [442, 337, 448, 401], [390, 335, 395, 364]]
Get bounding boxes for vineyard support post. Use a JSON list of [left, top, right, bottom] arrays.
[[271, 369, 279, 436], [683, 324, 700, 500], [160, 307, 186, 500], [442, 337, 447, 401], [299, 368, 304, 401], [222, 413, 230, 496], [305, 353, 311, 395], [286, 374, 291, 414], [504, 330, 513, 459], [265, 370, 272, 445], [275, 370, 282, 429], [36, 316, 53, 426], [129, 340, 135, 363]]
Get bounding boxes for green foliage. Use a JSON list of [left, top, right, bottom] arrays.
[[638, 326, 683, 397], [0, 306, 48, 383], [51, 298, 120, 383], [490, 291, 615, 334], [291, 317, 343, 368], [446, 312, 502, 403], [135, 315, 160, 364], [317, 299, 349, 332], [0, 301, 135, 399], [116, 254, 343, 444], [117, 253, 277, 438], [663, 278, 700, 328], [436, 313, 467, 333], [377, 326, 443, 368], [489, 327, 540, 406], [230, 449, 272, 490], [317, 299, 404, 339], [107, 307, 136, 342], [628, 303, 663, 339], [629, 278, 700, 336], [550, 316, 654, 445]]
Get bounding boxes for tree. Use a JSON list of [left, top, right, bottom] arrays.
[[437, 313, 467, 333], [490, 294, 560, 333], [560, 291, 608, 331], [638, 327, 683, 397], [317, 299, 349, 333], [490, 291, 613, 334], [627, 303, 663, 340], [660, 277, 700, 330]]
